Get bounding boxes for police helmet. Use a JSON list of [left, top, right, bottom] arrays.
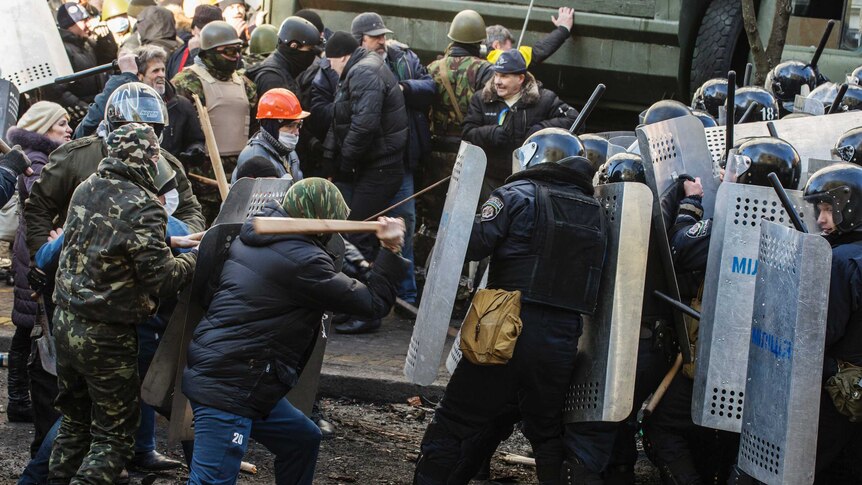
[[732, 137, 800, 188], [642, 99, 691, 125], [597, 153, 645, 184], [691, 78, 728, 118], [765, 60, 817, 114], [515, 127, 584, 170], [278, 16, 320, 47], [833, 126, 862, 165], [731, 86, 780, 123], [691, 109, 718, 128], [849, 65, 862, 86], [448, 10, 486, 44], [200, 21, 242, 51], [579, 134, 610, 172], [803, 163, 862, 234], [250, 24, 278, 54], [104, 82, 168, 132]]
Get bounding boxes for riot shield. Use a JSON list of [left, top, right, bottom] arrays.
[[564, 182, 652, 423], [404, 142, 486, 386], [637, 117, 716, 362], [693, 183, 818, 433], [0, 80, 20, 142], [704, 110, 862, 189], [737, 221, 831, 485], [285, 234, 344, 414], [0, 0, 73, 92], [212, 177, 292, 225]]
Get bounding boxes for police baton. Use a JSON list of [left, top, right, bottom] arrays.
[[743, 62, 754, 87], [738, 102, 759, 124], [725, 71, 736, 162], [810, 19, 836, 72], [827, 83, 849, 114], [767, 171, 808, 234], [569, 84, 606, 134], [516, 0, 536, 49], [54, 60, 118, 85]]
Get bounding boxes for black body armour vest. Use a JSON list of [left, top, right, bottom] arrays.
[[488, 180, 608, 314]]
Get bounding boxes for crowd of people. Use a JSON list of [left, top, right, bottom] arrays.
[[0, 0, 858, 484]]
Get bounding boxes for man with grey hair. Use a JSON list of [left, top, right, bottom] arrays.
[[73, 46, 205, 163], [485, 7, 575, 67]]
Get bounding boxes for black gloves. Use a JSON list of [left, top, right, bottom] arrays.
[[0, 147, 31, 177]]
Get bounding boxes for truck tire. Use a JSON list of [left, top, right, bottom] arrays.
[[689, 0, 748, 99]]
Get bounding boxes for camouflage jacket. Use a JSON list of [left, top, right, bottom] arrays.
[[25, 135, 204, 258], [53, 131, 197, 324], [427, 45, 493, 138]]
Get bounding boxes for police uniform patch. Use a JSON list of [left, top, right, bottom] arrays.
[[686, 219, 711, 238], [481, 196, 504, 221]]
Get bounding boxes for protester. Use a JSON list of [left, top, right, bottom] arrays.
[[485, 7, 575, 66], [246, 16, 320, 96], [166, 4, 222, 79], [123, 6, 183, 56]]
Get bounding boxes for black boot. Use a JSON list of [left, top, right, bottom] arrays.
[[7, 349, 33, 423], [334, 318, 381, 334]]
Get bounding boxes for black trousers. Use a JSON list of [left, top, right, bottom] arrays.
[[342, 164, 404, 259], [814, 387, 862, 484], [416, 304, 583, 485]]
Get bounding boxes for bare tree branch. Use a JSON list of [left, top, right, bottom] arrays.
[[741, 0, 793, 85]]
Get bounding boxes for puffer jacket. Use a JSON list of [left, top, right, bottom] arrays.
[[6, 128, 61, 329], [462, 72, 579, 183], [232, 130, 302, 182], [327, 48, 408, 175], [182, 202, 407, 418]]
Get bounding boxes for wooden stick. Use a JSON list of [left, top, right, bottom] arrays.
[[363, 176, 451, 222], [501, 453, 536, 467], [191, 94, 230, 200], [643, 353, 683, 416], [188, 172, 220, 187], [240, 461, 257, 474], [0, 139, 11, 154], [254, 217, 383, 235]]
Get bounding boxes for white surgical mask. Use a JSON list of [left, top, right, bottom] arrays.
[[163, 189, 179, 216], [107, 17, 130, 34], [278, 132, 299, 150]]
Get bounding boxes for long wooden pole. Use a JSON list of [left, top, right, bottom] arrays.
[[191, 94, 230, 200], [363, 175, 451, 222], [253, 217, 383, 235]]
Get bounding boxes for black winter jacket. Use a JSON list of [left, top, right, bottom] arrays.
[[462, 73, 578, 183], [182, 202, 408, 418], [246, 51, 301, 97], [161, 82, 206, 159], [824, 232, 862, 375], [328, 48, 408, 175]]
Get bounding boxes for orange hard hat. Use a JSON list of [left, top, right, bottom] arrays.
[[256, 88, 310, 120]]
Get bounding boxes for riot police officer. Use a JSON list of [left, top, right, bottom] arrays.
[[802, 163, 862, 484], [642, 137, 802, 485], [414, 128, 607, 485]]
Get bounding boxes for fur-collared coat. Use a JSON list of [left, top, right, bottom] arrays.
[[462, 72, 578, 183]]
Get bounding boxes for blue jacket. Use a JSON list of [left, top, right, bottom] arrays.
[[824, 233, 862, 375]]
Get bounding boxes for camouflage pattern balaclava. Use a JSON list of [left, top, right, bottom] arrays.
[[106, 122, 160, 170], [282, 177, 349, 220]]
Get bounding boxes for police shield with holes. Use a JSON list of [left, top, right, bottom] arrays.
[[414, 130, 609, 484], [693, 139, 816, 434], [736, 220, 832, 485]]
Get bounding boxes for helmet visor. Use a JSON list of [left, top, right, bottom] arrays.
[[804, 185, 851, 226], [515, 142, 538, 171], [106, 95, 169, 126]]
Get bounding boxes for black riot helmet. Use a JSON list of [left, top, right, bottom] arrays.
[[833, 126, 862, 165], [278, 16, 321, 47], [691, 78, 728, 118], [642, 99, 691, 125], [579, 134, 610, 173], [765, 60, 817, 114], [731, 86, 780, 123], [850, 65, 862, 86], [731, 137, 801, 188], [691, 109, 718, 128], [515, 127, 585, 170], [803, 162, 862, 234], [808, 82, 862, 112], [597, 153, 645, 184], [104, 82, 169, 134]]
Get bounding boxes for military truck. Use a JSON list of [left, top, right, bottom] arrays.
[[265, 0, 862, 129]]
